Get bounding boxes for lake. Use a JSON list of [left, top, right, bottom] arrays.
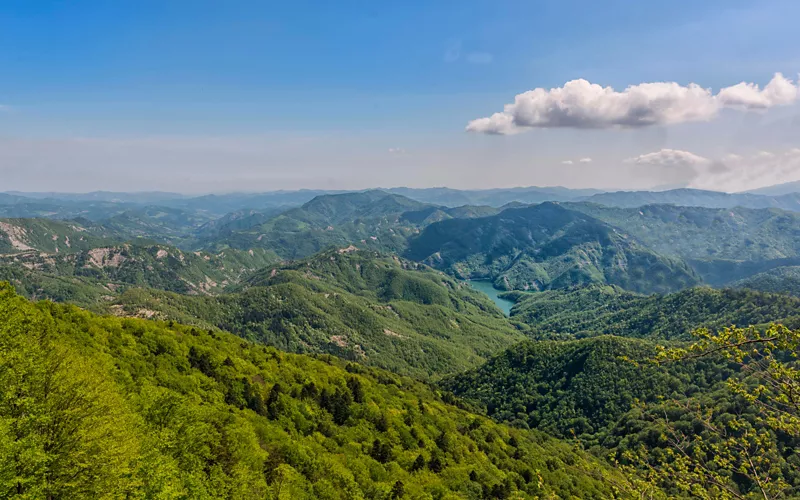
[[467, 279, 516, 316]]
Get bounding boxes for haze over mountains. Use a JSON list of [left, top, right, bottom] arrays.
[[4, 182, 800, 498], [5, 184, 800, 298]]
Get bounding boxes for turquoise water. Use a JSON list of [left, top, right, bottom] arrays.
[[467, 280, 515, 316]]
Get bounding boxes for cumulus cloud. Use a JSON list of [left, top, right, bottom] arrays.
[[578, 157, 593, 163], [625, 149, 712, 167], [716, 73, 799, 109], [624, 148, 800, 192], [467, 73, 800, 134], [561, 160, 574, 165]]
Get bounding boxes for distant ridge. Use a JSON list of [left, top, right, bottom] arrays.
[[585, 188, 800, 211], [743, 180, 800, 196], [406, 202, 699, 294]]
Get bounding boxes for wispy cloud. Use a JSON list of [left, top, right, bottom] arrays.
[[388, 147, 405, 154], [466, 52, 493, 64], [561, 160, 574, 165], [578, 157, 592, 164], [443, 39, 461, 63], [466, 73, 800, 134], [624, 148, 800, 192]]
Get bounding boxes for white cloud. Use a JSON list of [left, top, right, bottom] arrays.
[[388, 147, 406, 154], [467, 73, 800, 134], [624, 148, 800, 192], [722, 153, 743, 162], [561, 160, 574, 165], [466, 52, 493, 64], [625, 149, 712, 167], [578, 157, 593, 163], [716, 73, 799, 109]]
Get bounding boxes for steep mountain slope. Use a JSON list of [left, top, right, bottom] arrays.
[[440, 335, 800, 495], [0, 243, 280, 307], [584, 188, 800, 211], [406, 203, 699, 294], [110, 250, 527, 379], [200, 191, 502, 260], [730, 265, 800, 297], [0, 217, 113, 254], [399, 204, 500, 226], [442, 336, 715, 439], [507, 285, 800, 339], [200, 191, 431, 258], [570, 204, 800, 261], [0, 283, 629, 499]]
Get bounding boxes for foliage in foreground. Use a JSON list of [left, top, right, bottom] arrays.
[[443, 332, 800, 498], [623, 324, 800, 499], [0, 282, 632, 499]]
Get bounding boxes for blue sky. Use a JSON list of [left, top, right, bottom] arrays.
[[1, 0, 800, 192]]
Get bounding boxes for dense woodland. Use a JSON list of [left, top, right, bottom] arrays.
[[0, 283, 631, 499], [2, 188, 800, 498]]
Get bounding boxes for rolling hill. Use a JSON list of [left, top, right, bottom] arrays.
[[730, 265, 800, 297], [199, 190, 503, 260], [506, 285, 800, 339], [0, 283, 630, 499], [108, 249, 527, 379]]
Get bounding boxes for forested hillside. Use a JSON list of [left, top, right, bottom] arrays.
[[109, 250, 527, 379], [198, 191, 505, 260], [406, 203, 700, 293], [442, 334, 800, 497], [0, 242, 280, 308], [98, 205, 217, 246], [3, 187, 800, 499], [570, 203, 800, 285], [731, 265, 800, 297], [0, 217, 113, 254], [507, 285, 800, 339], [7, 0, 800, 495], [0, 283, 631, 499], [570, 204, 800, 262]]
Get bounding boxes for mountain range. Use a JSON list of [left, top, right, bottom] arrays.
[[4, 184, 800, 498]]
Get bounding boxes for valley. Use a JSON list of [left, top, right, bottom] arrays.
[[6, 6, 800, 498], [2, 185, 800, 499]]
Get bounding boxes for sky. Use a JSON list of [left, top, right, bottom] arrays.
[[1, 0, 800, 193]]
